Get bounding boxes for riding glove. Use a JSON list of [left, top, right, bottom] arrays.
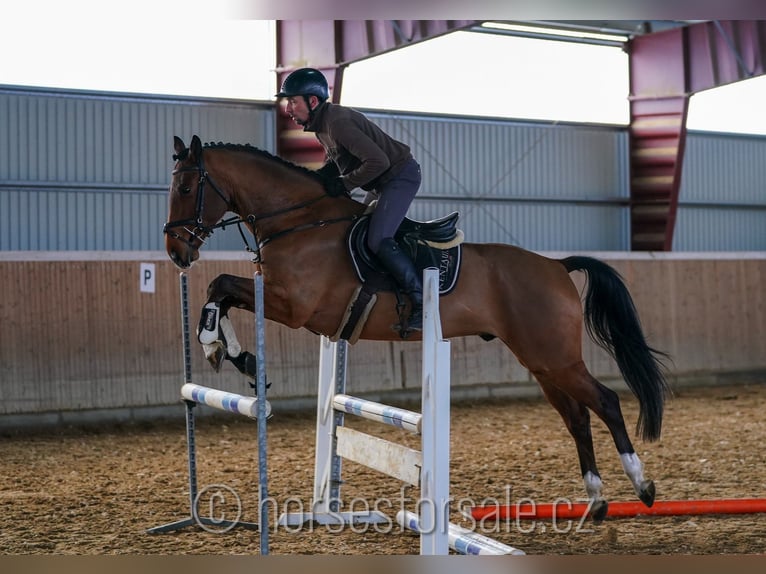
[[326, 177, 349, 197], [315, 162, 340, 180]]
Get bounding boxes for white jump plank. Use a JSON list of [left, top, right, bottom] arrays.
[[336, 426, 422, 486]]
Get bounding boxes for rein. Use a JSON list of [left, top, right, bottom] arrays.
[[164, 149, 358, 262], [238, 195, 358, 263]]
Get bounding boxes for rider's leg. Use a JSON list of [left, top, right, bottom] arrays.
[[375, 238, 423, 330], [366, 159, 422, 330]]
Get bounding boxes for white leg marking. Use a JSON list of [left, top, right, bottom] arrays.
[[620, 452, 646, 494], [583, 471, 603, 500]]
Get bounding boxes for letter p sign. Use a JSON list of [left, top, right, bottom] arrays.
[[140, 262, 156, 293]]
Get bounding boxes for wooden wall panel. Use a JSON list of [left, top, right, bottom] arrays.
[[1, 254, 764, 416]]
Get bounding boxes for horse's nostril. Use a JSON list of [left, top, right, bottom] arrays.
[[169, 250, 190, 269]]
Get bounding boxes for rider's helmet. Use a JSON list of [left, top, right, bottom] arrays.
[[275, 68, 330, 100]]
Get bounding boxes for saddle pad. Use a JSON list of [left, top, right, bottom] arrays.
[[346, 216, 462, 295]]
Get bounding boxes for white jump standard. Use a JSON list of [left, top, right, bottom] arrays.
[[278, 268, 521, 555]]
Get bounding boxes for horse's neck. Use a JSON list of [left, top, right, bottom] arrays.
[[216, 154, 311, 211], [219, 154, 359, 234]]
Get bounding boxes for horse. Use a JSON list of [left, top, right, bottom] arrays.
[[164, 135, 670, 521]]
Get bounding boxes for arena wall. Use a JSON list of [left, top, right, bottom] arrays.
[[1, 252, 763, 426], [4, 86, 764, 255]]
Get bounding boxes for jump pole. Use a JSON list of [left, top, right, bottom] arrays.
[[470, 498, 766, 521], [147, 272, 271, 556], [397, 510, 525, 556]]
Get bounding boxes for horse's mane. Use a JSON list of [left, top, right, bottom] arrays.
[[203, 141, 323, 183]]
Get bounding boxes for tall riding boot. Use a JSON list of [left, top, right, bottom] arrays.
[[375, 238, 423, 331]]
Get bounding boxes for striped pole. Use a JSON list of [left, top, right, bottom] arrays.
[[332, 394, 422, 433], [396, 510, 525, 556], [181, 383, 271, 419]]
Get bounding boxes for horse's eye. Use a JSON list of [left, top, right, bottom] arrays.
[[180, 186, 192, 195]]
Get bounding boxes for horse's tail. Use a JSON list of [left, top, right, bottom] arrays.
[[561, 256, 671, 442]]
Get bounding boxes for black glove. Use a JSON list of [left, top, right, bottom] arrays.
[[326, 177, 349, 197], [315, 162, 340, 180]]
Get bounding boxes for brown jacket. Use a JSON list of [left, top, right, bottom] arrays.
[[305, 102, 412, 192]]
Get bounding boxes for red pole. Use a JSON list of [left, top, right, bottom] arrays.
[[470, 498, 766, 521]]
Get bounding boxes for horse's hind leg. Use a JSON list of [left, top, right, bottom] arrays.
[[198, 274, 257, 375], [536, 378, 609, 521], [535, 362, 657, 509]]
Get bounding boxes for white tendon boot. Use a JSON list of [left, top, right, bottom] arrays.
[[197, 302, 243, 370]]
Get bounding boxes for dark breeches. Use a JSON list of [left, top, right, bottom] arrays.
[[366, 158, 421, 253]]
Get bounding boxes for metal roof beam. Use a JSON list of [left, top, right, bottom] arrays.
[[628, 20, 766, 251], [275, 20, 477, 164]]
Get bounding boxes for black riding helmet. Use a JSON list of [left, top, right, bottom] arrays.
[[275, 67, 329, 100]]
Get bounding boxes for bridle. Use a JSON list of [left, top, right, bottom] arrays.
[[162, 154, 236, 248], [163, 147, 358, 262]]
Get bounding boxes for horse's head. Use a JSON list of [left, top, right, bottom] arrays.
[[164, 135, 230, 268]]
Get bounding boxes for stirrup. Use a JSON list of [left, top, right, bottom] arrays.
[[407, 307, 423, 331], [397, 303, 421, 336]]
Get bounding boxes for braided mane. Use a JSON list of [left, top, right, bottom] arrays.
[[203, 141, 322, 183]]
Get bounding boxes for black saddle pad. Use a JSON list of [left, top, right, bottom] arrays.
[[346, 215, 462, 295]]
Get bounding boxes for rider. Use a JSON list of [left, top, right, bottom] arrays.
[[276, 67, 424, 330]]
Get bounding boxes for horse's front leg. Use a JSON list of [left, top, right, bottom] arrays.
[[197, 273, 259, 378]]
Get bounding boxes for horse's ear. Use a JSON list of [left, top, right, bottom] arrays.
[[190, 135, 202, 161], [173, 136, 185, 157]]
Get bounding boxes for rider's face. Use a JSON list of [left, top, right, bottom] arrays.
[[284, 95, 317, 126]]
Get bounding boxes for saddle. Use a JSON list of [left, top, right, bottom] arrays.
[[333, 212, 463, 342]]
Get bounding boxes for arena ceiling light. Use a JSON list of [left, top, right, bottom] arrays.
[[477, 21, 631, 46]]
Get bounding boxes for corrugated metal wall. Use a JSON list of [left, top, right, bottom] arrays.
[[0, 86, 276, 251], [2, 87, 764, 253], [367, 112, 631, 249], [675, 131, 766, 250]]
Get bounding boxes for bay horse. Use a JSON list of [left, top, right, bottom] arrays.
[[164, 135, 670, 521]]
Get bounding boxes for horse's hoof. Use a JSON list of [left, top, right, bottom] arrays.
[[638, 480, 656, 507], [590, 499, 609, 523], [202, 342, 226, 372]]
